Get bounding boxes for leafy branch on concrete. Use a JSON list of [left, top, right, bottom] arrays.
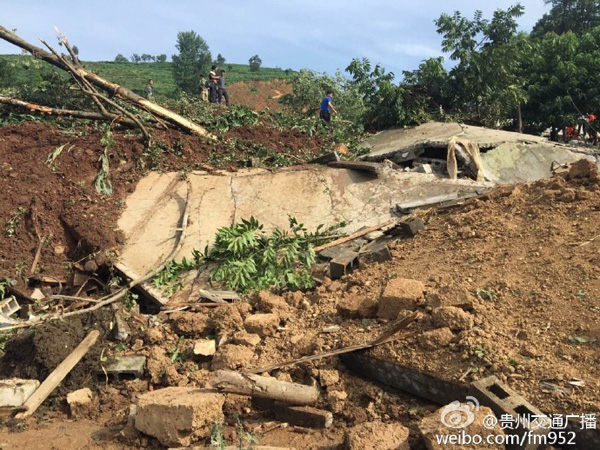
[[153, 216, 343, 295]]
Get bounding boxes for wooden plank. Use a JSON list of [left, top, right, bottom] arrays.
[[313, 220, 395, 253], [15, 330, 100, 419]]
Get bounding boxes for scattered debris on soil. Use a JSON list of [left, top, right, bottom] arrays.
[[1, 114, 600, 449]]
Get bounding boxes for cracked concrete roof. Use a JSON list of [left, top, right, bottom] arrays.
[[116, 166, 488, 302]]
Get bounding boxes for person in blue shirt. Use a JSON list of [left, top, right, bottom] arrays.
[[320, 91, 338, 123]]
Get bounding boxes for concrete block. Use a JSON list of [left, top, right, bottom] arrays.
[[417, 163, 433, 174], [0, 297, 19, 318], [399, 217, 425, 237], [193, 340, 216, 357], [359, 240, 391, 262], [330, 251, 359, 280], [103, 355, 146, 381], [135, 387, 224, 447], [469, 376, 550, 450], [272, 403, 333, 429], [0, 378, 40, 407]]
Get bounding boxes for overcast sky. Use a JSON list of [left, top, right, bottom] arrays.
[[0, 1, 549, 77]]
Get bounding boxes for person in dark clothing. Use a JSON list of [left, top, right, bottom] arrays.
[[320, 91, 337, 123], [218, 70, 230, 106], [208, 65, 219, 103]]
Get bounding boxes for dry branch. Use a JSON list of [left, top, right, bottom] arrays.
[[210, 370, 319, 405], [0, 26, 214, 139], [15, 330, 100, 419], [0, 96, 137, 125], [247, 311, 421, 374]]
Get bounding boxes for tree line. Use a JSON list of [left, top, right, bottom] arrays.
[[284, 0, 600, 139]]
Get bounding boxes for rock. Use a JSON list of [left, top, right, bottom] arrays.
[[210, 304, 244, 334], [244, 313, 280, 337], [566, 158, 598, 183], [193, 339, 216, 357], [231, 330, 261, 347], [319, 369, 340, 387], [170, 312, 212, 336], [119, 405, 139, 441], [212, 344, 254, 370], [344, 421, 410, 450], [337, 294, 378, 319], [67, 388, 95, 419], [285, 290, 304, 308], [420, 327, 454, 350], [83, 259, 98, 273], [432, 307, 474, 331], [378, 278, 425, 319], [417, 164, 433, 174], [135, 387, 224, 447], [326, 389, 348, 413], [256, 290, 291, 314], [520, 346, 540, 358], [419, 404, 505, 449]]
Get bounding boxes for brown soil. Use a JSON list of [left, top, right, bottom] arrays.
[[0, 119, 329, 290], [228, 79, 292, 111]]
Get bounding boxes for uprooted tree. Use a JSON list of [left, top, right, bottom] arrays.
[[0, 26, 214, 140]]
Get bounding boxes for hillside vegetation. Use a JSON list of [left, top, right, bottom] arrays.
[[0, 54, 292, 97]]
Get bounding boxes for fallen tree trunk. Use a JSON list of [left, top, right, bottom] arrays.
[[210, 370, 319, 405], [0, 26, 213, 139], [0, 96, 137, 125]]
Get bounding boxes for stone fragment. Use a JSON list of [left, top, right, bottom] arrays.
[[337, 295, 378, 319], [432, 306, 474, 331], [231, 330, 261, 347], [193, 340, 216, 357], [135, 387, 224, 447], [420, 327, 454, 350], [67, 388, 95, 418], [243, 313, 280, 337], [169, 311, 212, 336], [211, 344, 254, 370], [378, 278, 425, 319]]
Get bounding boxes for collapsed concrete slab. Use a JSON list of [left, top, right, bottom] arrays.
[[361, 122, 547, 163], [117, 166, 488, 303], [360, 122, 599, 185]]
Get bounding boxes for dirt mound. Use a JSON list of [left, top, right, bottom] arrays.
[[0, 120, 328, 288], [0, 309, 114, 395], [228, 79, 292, 111]]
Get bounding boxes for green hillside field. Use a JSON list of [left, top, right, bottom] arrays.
[[0, 54, 293, 97]]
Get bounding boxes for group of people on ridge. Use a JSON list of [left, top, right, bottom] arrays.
[[200, 65, 229, 106], [144, 73, 339, 123]]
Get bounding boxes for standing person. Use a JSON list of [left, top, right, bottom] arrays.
[[209, 65, 219, 103], [145, 79, 154, 100], [218, 69, 230, 106], [320, 91, 338, 124], [199, 74, 209, 102]]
